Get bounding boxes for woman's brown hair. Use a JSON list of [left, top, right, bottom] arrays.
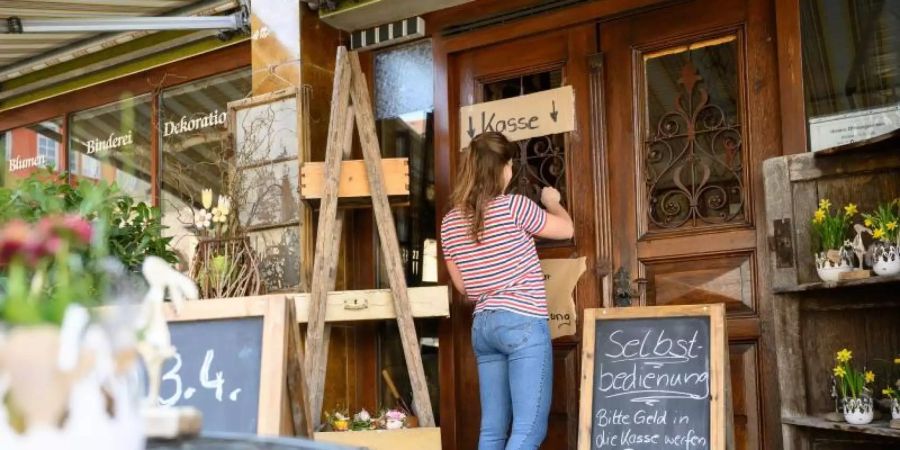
[[450, 131, 518, 242]]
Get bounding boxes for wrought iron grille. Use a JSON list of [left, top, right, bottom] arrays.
[[645, 59, 745, 230], [483, 71, 568, 208]]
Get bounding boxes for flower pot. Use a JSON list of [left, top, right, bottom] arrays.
[[873, 243, 900, 276], [0, 322, 144, 450], [842, 396, 874, 425], [815, 249, 852, 282], [892, 398, 900, 420], [385, 419, 404, 430]]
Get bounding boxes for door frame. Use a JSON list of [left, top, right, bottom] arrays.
[[429, 1, 783, 449]]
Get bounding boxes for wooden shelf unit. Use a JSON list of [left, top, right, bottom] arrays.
[[782, 415, 900, 439], [763, 149, 900, 450]]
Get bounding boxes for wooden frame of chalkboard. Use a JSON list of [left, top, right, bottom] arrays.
[[161, 295, 308, 437], [576, 304, 733, 450]]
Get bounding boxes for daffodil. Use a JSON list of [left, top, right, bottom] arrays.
[[819, 198, 832, 211], [865, 218, 874, 227], [813, 209, 826, 224], [874, 228, 886, 240], [202, 188, 213, 210], [865, 370, 876, 383], [885, 387, 896, 397], [888, 221, 897, 231], [844, 203, 858, 217], [836, 348, 853, 363], [894, 357, 900, 365], [833, 366, 846, 378]]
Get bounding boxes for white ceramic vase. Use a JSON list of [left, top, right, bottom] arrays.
[[385, 419, 404, 430], [816, 250, 852, 282], [842, 396, 874, 425], [892, 398, 900, 420], [873, 243, 900, 276], [0, 310, 144, 450]]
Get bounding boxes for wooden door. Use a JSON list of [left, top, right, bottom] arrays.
[[448, 24, 598, 450], [599, 0, 781, 449]]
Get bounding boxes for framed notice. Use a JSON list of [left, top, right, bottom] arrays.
[[577, 304, 733, 450]]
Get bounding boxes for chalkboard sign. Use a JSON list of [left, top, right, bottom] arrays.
[[155, 296, 306, 436], [157, 317, 264, 433], [577, 304, 731, 450]]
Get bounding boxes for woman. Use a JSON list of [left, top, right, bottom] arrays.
[[440, 132, 574, 450]]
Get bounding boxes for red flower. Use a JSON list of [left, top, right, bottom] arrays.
[[0, 220, 31, 266]]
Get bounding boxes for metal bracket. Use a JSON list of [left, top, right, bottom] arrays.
[[773, 218, 794, 268], [343, 298, 368, 311], [612, 267, 647, 307], [5, 17, 23, 34]]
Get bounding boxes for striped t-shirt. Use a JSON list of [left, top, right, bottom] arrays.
[[440, 194, 548, 318]]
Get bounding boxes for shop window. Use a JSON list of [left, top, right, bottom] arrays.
[[37, 125, 59, 170], [802, 0, 900, 151], [68, 95, 153, 202], [1, 118, 64, 186], [373, 40, 440, 422], [641, 36, 745, 232], [158, 69, 252, 273]]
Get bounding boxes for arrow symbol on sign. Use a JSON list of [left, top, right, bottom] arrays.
[[550, 100, 558, 122], [467, 116, 475, 139]]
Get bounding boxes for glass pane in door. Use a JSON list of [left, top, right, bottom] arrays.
[[643, 36, 746, 232]]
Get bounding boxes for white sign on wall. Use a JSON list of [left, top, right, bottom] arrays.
[[459, 85, 576, 150], [809, 104, 900, 152]]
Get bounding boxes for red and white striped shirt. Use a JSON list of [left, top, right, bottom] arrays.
[[441, 194, 548, 318]]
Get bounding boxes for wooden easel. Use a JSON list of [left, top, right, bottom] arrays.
[[303, 46, 435, 429]]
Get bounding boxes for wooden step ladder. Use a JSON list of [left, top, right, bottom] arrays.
[[302, 46, 436, 429]]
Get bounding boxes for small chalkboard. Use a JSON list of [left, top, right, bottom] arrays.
[[577, 304, 732, 450], [155, 296, 308, 437]]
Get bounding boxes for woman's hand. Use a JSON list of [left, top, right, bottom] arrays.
[[536, 187, 574, 240], [540, 187, 562, 210]]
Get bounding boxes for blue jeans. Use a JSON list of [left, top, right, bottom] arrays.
[[472, 309, 553, 450]]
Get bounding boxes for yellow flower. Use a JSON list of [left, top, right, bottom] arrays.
[[819, 199, 832, 211], [833, 366, 846, 378], [874, 228, 886, 240], [844, 203, 858, 216], [884, 388, 895, 397], [888, 221, 897, 231], [865, 370, 875, 383], [813, 209, 826, 224], [865, 218, 874, 227], [201, 188, 213, 210], [894, 357, 900, 365], [836, 349, 853, 363]]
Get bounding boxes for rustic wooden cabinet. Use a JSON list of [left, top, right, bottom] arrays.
[[763, 148, 900, 450]]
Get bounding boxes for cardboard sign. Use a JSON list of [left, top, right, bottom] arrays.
[[459, 86, 575, 149], [577, 304, 733, 450], [541, 258, 586, 339]]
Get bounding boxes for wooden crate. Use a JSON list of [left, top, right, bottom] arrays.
[[763, 148, 900, 450], [300, 158, 409, 199], [315, 427, 441, 450]]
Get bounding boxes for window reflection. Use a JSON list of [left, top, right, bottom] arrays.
[[68, 95, 152, 202], [802, 0, 900, 151], [1, 119, 64, 186], [159, 69, 252, 272]]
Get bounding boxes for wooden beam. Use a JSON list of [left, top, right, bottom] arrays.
[[305, 47, 352, 429], [300, 158, 410, 199], [348, 50, 436, 427]]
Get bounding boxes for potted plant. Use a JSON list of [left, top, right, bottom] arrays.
[[862, 199, 900, 276], [0, 209, 145, 447], [811, 199, 855, 281], [189, 188, 262, 299], [833, 348, 875, 425]]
